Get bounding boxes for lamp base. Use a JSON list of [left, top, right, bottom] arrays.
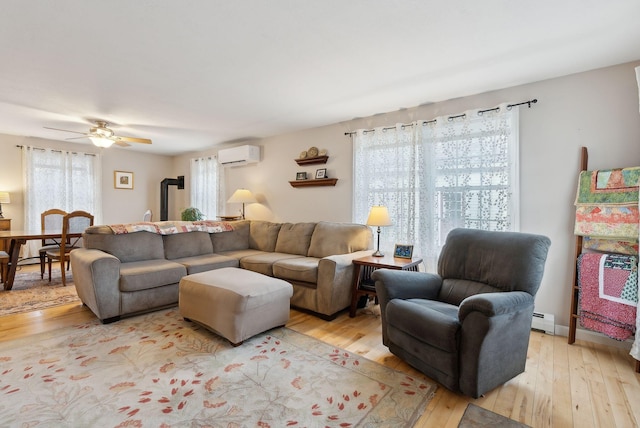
[[371, 250, 384, 257]]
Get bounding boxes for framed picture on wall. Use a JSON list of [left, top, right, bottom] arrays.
[[394, 244, 414, 259], [296, 172, 307, 180], [315, 168, 327, 179], [114, 171, 134, 189]]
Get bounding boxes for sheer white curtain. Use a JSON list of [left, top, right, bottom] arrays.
[[22, 146, 102, 258], [190, 156, 224, 219], [353, 103, 519, 271]]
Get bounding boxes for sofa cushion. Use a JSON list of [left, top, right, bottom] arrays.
[[240, 252, 303, 277], [164, 231, 213, 260], [272, 257, 319, 285], [249, 221, 282, 252], [172, 254, 239, 274], [119, 259, 187, 292], [274, 222, 317, 256], [211, 220, 250, 252], [84, 228, 165, 263], [307, 221, 372, 258]]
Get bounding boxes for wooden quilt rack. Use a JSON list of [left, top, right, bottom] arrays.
[[567, 146, 640, 372]]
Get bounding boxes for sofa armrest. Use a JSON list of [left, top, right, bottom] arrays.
[[457, 291, 536, 397], [371, 269, 443, 346], [315, 250, 373, 316], [458, 291, 534, 323], [70, 248, 121, 322]]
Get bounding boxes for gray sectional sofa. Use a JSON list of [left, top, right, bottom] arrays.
[[70, 220, 373, 323]]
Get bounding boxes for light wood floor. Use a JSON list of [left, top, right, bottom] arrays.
[[2, 282, 640, 426]]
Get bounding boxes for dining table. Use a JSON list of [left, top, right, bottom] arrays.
[[0, 229, 82, 291]]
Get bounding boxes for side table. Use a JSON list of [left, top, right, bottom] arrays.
[[349, 254, 423, 317]]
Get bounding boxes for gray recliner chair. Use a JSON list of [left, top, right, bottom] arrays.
[[372, 228, 551, 398]]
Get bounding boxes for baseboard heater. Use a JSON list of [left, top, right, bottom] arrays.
[[532, 311, 555, 335]]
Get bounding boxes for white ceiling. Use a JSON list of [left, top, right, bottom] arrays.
[[0, 1, 638, 155]]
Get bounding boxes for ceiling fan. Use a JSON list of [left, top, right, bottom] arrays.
[[44, 120, 152, 148]]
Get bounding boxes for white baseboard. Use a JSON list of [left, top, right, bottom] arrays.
[[553, 325, 633, 350]]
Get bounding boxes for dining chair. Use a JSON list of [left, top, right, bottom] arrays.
[[0, 251, 8, 284], [39, 209, 68, 279], [46, 210, 94, 286], [143, 209, 153, 222]]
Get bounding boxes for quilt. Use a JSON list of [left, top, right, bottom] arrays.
[[578, 253, 638, 341], [108, 220, 234, 235], [574, 168, 640, 239]]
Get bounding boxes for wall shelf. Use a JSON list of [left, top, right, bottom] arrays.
[[289, 178, 338, 188], [295, 155, 328, 166]]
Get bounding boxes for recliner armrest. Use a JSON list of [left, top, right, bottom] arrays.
[[372, 269, 442, 301], [458, 291, 534, 323]]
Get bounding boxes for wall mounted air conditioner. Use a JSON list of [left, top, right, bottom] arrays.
[[217, 145, 260, 166]]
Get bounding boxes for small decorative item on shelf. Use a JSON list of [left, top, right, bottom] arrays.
[[296, 172, 307, 180], [307, 146, 319, 157], [319, 149, 327, 156], [315, 168, 327, 179], [394, 244, 414, 259], [299, 151, 307, 159], [181, 207, 205, 221]]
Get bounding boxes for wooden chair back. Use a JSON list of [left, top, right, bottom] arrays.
[[60, 210, 94, 255], [41, 209, 67, 246]]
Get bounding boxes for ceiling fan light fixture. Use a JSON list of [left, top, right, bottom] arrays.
[[89, 136, 115, 148]]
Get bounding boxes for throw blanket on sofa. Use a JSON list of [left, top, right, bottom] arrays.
[[578, 253, 638, 341], [574, 168, 640, 239], [108, 220, 234, 235]]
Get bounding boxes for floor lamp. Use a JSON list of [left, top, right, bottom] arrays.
[[366, 205, 392, 257], [227, 189, 257, 219]]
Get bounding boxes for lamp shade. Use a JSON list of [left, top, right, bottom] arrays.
[[0, 192, 10, 204], [366, 206, 392, 227], [89, 136, 115, 148], [227, 188, 257, 204]]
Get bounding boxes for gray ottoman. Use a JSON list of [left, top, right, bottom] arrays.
[[179, 267, 293, 346]]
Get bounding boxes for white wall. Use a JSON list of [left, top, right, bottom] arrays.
[[175, 60, 640, 332]]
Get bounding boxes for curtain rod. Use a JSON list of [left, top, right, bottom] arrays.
[[344, 98, 537, 136], [16, 144, 97, 156]]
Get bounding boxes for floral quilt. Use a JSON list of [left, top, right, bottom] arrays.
[[108, 220, 234, 235]]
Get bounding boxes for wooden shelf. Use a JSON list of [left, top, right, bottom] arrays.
[[289, 178, 338, 188], [295, 155, 328, 166]]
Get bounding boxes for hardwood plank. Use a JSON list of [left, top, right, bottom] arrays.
[[594, 342, 637, 428], [567, 342, 595, 427], [552, 335, 574, 428], [532, 333, 553, 428]]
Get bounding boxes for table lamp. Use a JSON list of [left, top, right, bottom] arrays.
[[227, 188, 257, 219], [366, 205, 392, 257], [0, 192, 10, 218]]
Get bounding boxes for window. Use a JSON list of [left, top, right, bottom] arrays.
[[353, 104, 519, 270], [22, 146, 102, 258], [190, 156, 223, 220]]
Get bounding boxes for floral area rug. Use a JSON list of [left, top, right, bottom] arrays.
[[0, 308, 436, 427], [0, 268, 80, 316]]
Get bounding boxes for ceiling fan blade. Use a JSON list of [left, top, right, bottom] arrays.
[[115, 135, 152, 144], [113, 140, 131, 147], [44, 126, 87, 135], [65, 136, 90, 140]]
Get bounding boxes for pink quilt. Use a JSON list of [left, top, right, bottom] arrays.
[[578, 253, 638, 341]]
